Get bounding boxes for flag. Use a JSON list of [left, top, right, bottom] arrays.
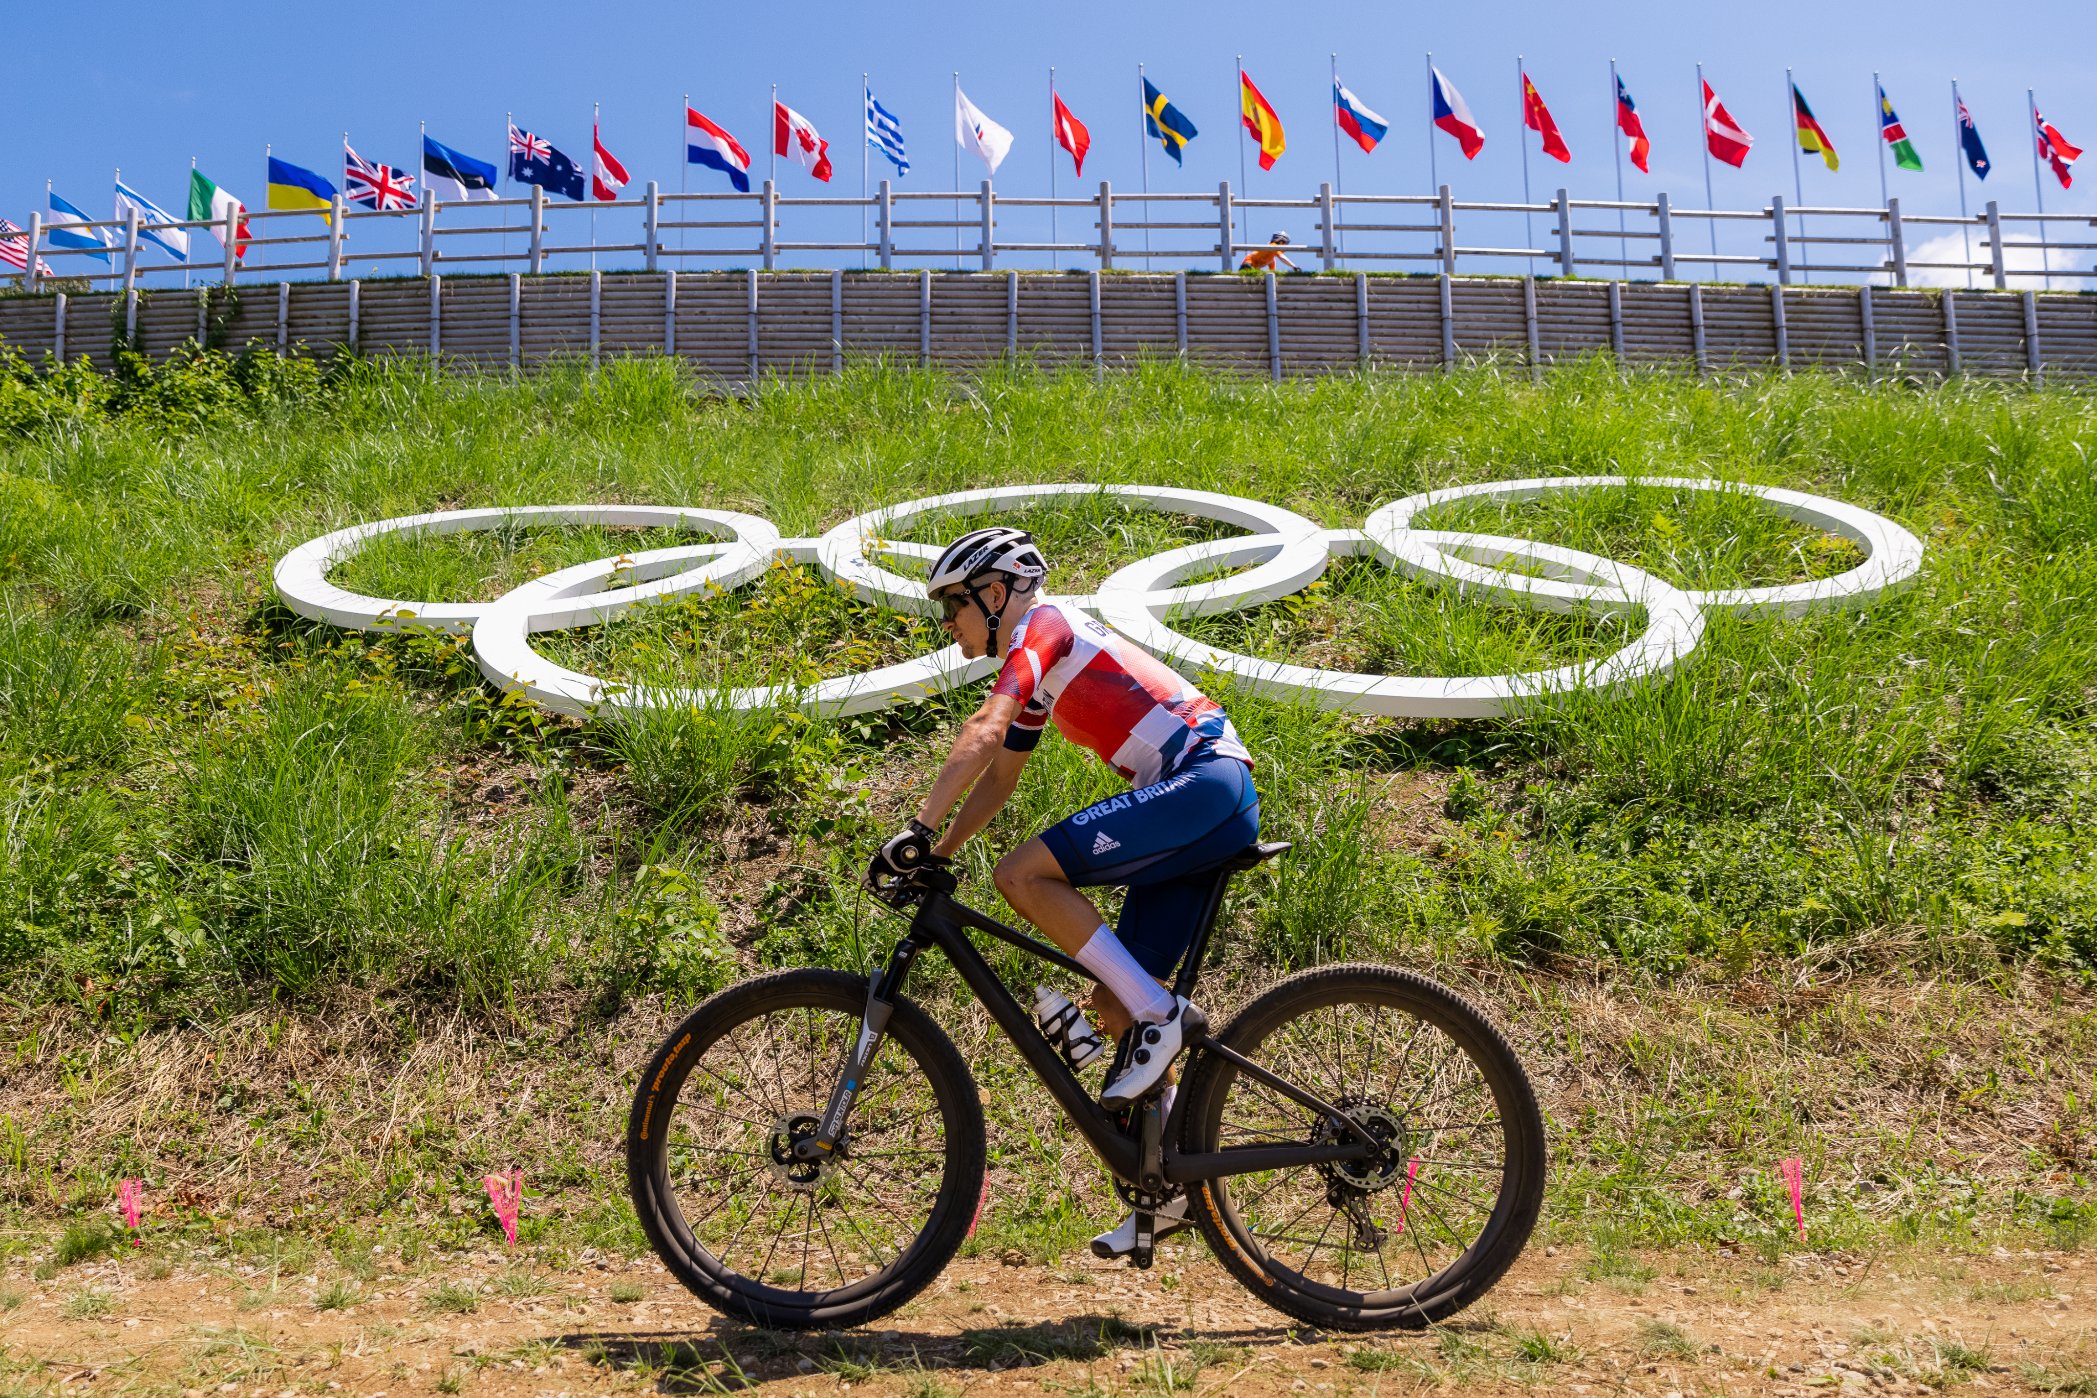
[[46, 191, 113, 262], [1957, 95, 1990, 179], [1143, 79, 1198, 165], [1333, 79, 1388, 154], [592, 123, 630, 201], [423, 135, 498, 201], [1615, 74, 1650, 173], [344, 142, 417, 211], [1430, 66, 1484, 159], [955, 85, 1013, 176], [0, 219, 54, 278], [774, 101, 834, 182], [186, 168, 251, 261], [866, 88, 909, 176], [687, 107, 751, 193], [508, 122, 586, 199], [1053, 91, 1091, 176], [267, 155, 336, 220], [1521, 71, 1571, 163], [1792, 83, 1838, 171], [2034, 102, 2082, 190], [1702, 79, 1753, 168], [1876, 83, 1922, 172], [113, 180, 188, 261], [1239, 69, 1286, 170]]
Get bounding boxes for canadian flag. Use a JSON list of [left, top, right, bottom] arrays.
[[1703, 80, 1753, 168], [774, 101, 833, 182]]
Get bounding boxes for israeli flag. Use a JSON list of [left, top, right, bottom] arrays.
[[46, 190, 112, 262], [866, 88, 909, 176], [114, 179, 189, 261]]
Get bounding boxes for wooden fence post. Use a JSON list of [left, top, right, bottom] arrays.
[[748, 267, 761, 379], [1439, 270, 1455, 368], [1771, 283, 1790, 372], [23, 213, 41, 294], [1772, 195, 1791, 285], [1860, 285, 1877, 376], [1608, 280, 1625, 361], [1689, 282, 1708, 378], [1006, 269, 1018, 356], [1318, 183, 1336, 271], [917, 269, 930, 368], [979, 180, 995, 271], [1090, 269, 1103, 372], [664, 268, 677, 356], [1264, 269, 1280, 382], [878, 180, 894, 270], [1437, 185, 1456, 275], [220, 204, 238, 284], [1097, 180, 1113, 270], [1885, 197, 1907, 287], [643, 181, 659, 273], [832, 268, 844, 373], [1523, 274, 1541, 381], [1356, 270, 1371, 365], [761, 180, 777, 271], [428, 275, 441, 358], [1942, 289, 1961, 375], [1174, 270, 1187, 354], [326, 197, 344, 280], [419, 193, 436, 277], [588, 269, 600, 368], [1656, 192, 1676, 280], [276, 281, 289, 350], [1217, 180, 1234, 272], [528, 187, 545, 275], [1555, 188, 1574, 277], [347, 279, 360, 354], [121, 207, 141, 298], [53, 293, 67, 361], [508, 272, 521, 368], [2023, 289, 2043, 385], [1985, 201, 2006, 289]]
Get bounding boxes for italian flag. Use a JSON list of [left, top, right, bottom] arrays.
[[187, 169, 251, 261]]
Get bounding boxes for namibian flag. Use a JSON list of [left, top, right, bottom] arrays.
[[1430, 66, 1484, 160], [1239, 69, 1286, 170], [1876, 83, 1922, 172], [1333, 79, 1387, 153], [267, 155, 336, 222], [687, 106, 751, 193], [1793, 83, 1838, 171], [1144, 79, 1198, 166]]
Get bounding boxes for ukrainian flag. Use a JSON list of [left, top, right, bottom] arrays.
[[1143, 79, 1198, 166], [267, 155, 337, 221]]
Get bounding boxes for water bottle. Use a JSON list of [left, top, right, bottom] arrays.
[[1033, 984, 1105, 1071]]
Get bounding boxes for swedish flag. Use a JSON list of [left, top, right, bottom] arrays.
[[1143, 79, 1198, 166]]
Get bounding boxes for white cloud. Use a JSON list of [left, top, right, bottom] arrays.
[[1902, 231, 2092, 291]]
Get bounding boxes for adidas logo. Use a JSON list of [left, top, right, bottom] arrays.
[[1090, 830, 1122, 855]]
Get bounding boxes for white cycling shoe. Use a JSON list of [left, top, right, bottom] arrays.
[[1100, 996, 1200, 1109], [1089, 1195, 1191, 1260]]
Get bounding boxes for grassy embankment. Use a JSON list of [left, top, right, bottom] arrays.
[[0, 343, 2090, 1277]]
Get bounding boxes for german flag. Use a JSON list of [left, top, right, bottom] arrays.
[[1793, 83, 1838, 171]]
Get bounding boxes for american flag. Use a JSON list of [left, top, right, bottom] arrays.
[[510, 124, 551, 165], [0, 218, 54, 277], [344, 142, 418, 211]]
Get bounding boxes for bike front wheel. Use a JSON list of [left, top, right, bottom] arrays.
[[1179, 964, 1546, 1331], [627, 968, 986, 1330]]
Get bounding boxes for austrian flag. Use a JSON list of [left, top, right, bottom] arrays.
[[775, 101, 833, 183], [592, 123, 630, 202]]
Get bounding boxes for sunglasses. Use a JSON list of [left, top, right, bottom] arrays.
[[935, 590, 970, 622]]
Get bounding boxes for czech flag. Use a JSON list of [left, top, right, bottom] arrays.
[[1333, 79, 1388, 154], [1239, 69, 1287, 170], [1615, 74, 1650, 173], [1430, 66, 1484, 160], [688, 107, 751, 192]]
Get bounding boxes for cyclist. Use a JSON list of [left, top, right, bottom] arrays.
[[866, 525, 1260, 1259], [1239, 231, 1300, 272]]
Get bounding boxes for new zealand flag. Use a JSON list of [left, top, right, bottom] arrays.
[[508, 123, 585, 200]]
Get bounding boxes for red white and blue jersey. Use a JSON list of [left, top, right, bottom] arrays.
[[994, 602, 1250, 786]]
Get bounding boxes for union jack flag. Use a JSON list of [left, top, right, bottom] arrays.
[[509, 124, 551, 165], [344, 142, 417, 211]]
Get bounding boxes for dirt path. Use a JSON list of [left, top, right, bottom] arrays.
[[6, 1241, 2089, 1396]]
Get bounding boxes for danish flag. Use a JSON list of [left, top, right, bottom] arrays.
[[344, 142, 417, 211], [1702, 80, 1753, 168], [774, 101, 833, 182]]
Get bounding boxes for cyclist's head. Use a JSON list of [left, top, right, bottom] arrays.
[[927, 526, 1047, 659], [1270, 231, 1291, 245]]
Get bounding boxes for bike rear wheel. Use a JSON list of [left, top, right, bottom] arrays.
[[627, 968, 986, 1330], [1180, 964, 1545, 1331]]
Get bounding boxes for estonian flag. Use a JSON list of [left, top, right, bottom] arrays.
[[423, 135, 498, 202]]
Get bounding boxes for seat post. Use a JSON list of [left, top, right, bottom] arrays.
[[1169, 866, 1241, 1001]]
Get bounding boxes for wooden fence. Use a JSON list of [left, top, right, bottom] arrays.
[[2, 270, 2092, 383]]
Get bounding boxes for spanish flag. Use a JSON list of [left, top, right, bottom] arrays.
[[1792, 84, 1838, 171], [1239, 69, 1286, 170], [267, 155, 337, 222]]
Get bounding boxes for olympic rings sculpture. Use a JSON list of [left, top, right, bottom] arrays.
[[273, 478, 1924, 721]]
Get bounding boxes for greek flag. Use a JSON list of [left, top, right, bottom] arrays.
[[866, 88, 908, 176]]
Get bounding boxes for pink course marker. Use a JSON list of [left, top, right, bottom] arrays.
[[1395, 1156, 1421, 1234], [1780, 1156, 1806, 1241], [117, 1179, 144, 1245], [482, 1169, 522, 1248], [965, 1177, 990, 1239]]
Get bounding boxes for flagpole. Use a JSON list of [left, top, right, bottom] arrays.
[[1610, 59, 1628, 277], [2029, 88, 2051, 292], [1697, 64, 1717, 262], [591, 102, 600, 271], [1951, 82, 1973, 289], [1138, 63, 1152, 263], [1235, 54, 1249, 200], [861, 74, 870, 270], [1518, 57, 1534, 278], [770, 85, 779, 185], [1049, 66, 1060, 272], [186, 155, 195, 289], [1329, 53, 1345, 266], [503, 113, 513, 271], [1786, 69, 1809, 284], [1873, 74, 1890, 210], [952, 71, 963, 272], [1426, 52, 1440, 195], [679, 92, 689, 266]]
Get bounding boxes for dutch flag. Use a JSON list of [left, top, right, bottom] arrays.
[[687, 107, 752, 193], [1430, 66, 1485, 160], [1334, 80, 1388, 154]]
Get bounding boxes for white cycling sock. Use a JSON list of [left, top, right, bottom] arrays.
[[1158, 1083, 1178, 1122], [1076, 924, 1174, 1024]]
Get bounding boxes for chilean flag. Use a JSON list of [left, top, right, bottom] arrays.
[[1616, 74, 1650, 173], [1430, 67, 1484, 160], [774, 100, 834, 183], [687, 107, 751, 193], [1334, 79, 1388, 154]]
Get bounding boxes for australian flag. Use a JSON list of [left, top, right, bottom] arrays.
[[508, 122, 585, 200]]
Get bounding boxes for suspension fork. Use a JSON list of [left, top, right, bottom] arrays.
[[800, 933, 924, 1160]]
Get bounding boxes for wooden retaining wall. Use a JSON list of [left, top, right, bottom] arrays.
[[3, 270, 2093, 383]]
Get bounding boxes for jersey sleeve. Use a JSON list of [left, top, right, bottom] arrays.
[[992, 607, 1072, 751]]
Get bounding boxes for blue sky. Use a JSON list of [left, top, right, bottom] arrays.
[[5, 0, 2090, 279]]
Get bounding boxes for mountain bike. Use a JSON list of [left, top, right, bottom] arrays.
[[627, 841, 1545, 1332]]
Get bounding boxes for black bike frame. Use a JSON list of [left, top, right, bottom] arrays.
[[807, 875, 1378, 1189]]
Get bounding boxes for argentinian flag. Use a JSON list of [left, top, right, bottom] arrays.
[[46, 191, 112, 263]]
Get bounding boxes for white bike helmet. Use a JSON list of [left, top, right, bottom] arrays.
[[926, 526, 1048, 652]]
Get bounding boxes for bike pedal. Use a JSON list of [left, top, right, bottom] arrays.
[[1131, 1212, 1155, 1270]]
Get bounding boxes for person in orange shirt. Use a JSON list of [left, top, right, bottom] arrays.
[[1240, 231, 1300, 271]]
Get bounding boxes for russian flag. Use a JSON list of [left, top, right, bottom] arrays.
[[1334, 80, 1388, 154], [687, 107, 752, 193], [1430, 66, 1485, 160]]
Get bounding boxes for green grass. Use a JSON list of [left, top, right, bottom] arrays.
[[0, 345, 2093, 1254]]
